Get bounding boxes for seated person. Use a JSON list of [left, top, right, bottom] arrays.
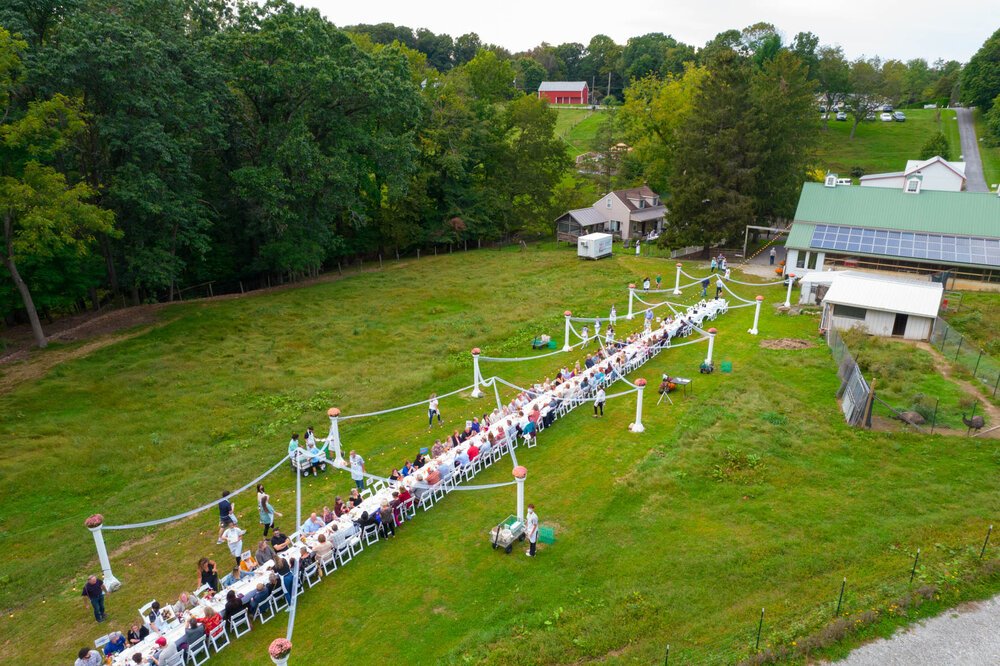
[[223, 590, 244, 620], [333, 497, 348, 517], [244, 583, 269, 613], [396, 486, 413, 507], [430, 440, 444, 457], [103, 631, 126, 656], [305, 442, 325, 476], [312, 533, 334, 560], [454, 449, 470, 467], [196, 606, 222, 637], [126, 623, 149, 646], [401, 460, 415, 476], [437, 460, 453, 480], [147, 601, 167, 633], [171, 592, 198, 617], [480, 434, 494, 458], [466, 442, 479, 461], [390, 468, 403, 482], [177, 617, 205, 654], [220, 566, 244, 588], [270, 529, 291, 553], [413, 452, 428, 468], [272, 557, 290, 577], [425, 467, 442, 485], [297, 546, 316, 572], [255, 540, 276, 566], [522, 419, 537, 440], [301, 512, 324, 535], [75, 648, 102, 666], [322, 505, 335, 524], [470, 418, 481, 433], [238, 552, 258, 574]]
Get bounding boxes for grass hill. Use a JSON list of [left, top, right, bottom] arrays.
[[1, 245, 999, 665]]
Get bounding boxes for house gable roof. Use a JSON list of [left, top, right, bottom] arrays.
[[904, 156, 966, 179], [609, 185, 661, 212]]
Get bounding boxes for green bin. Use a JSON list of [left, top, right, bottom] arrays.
[[721, 361, 733, 373], [538, 525, 556, 545]]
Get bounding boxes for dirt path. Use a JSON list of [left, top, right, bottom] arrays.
[[911, 340, 1000, 433]]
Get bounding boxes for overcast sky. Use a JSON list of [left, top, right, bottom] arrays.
[[300, 0, 994, 63]]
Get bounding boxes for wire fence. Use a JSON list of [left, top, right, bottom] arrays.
[[826, 328, 873, 427], [930, 317, 1000, 398]]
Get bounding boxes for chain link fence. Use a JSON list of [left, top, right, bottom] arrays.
[[930, 318, 1000, 398], [826, 328, 873, 427]]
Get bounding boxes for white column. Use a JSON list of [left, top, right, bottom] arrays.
[[673, 262, 683, 295], [87, 521, 122, 592], [783, 273, 796, 308], [562, 311, 572, 352], [748, 295, 763, 335], [513, 466, 527, 522], [631, 379, 646, 432], [627, 284, 635, 320], [705, 327, 717, 365], [471, 348, 484, 398], [326, 408, 344, 466]]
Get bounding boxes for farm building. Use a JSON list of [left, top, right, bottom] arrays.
[[537, 81, 589, 105], [783, 181, 1000, 286], [859, 155, 967, 192], [820, 271, 943, 340], [798, 270, 843, 305], [555, 185, 666, 242]]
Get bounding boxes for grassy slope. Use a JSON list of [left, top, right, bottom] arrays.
[[944, 292, 1000, 355], [554, 108, 605, 157], [815, 109, 959, 178], [973, 108, 1000, 188], [1, 247, 999, 665]]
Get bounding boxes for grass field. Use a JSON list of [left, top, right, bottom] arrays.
[[2, 246, 1000, 665], [973, 108, 1000, 189], [815, 109, 961, 179], [554, 108, 606, 157], [945, 291, 1000, 355]]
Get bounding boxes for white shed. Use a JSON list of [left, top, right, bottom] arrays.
[[577, 232, 613, 260], [820, 271, 942, 340], [798, 270, 844, 305]]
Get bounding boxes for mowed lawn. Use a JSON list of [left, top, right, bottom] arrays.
[[815, 109, 961, 178], [554, 107, 605, 157], [973, 108, 1000, 189], [2, 246, 1000, 665]]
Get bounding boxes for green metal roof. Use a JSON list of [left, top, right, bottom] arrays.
[[790, 182, 1000, 238], [785, 222, 815, 249]]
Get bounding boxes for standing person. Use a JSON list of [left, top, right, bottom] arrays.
[[197, 557, 219, 592], [720, 256, 727, 272], [593, 388, 606, 417], [349, 450, 366, 490], [81, 574, 107, 623], [769, 246, 776, 265], [427, 393, 442, 430], [222, 523, 247, 567], [288, 433, 300, 471], [642, 276, 650, 291], [644, 308, 653, 333], [701, 277, 710, 298], [216, 490, 234, 545], [594, 317, 601, 337], [257, 489, 281, 537], [304, 426, 317, 447], [581, 325, 589, 342], [715, 278, 723, 299], [525, 504, 539, 557], [634, 239, 641, 256], [609, 305, 617, 326], [710, 257, 717, 273], [724, 267, 731, 281], [605, 325, 614, 345], [655, 274, 662, 290]]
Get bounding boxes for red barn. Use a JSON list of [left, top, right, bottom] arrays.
[[537, 81, 589, 105]]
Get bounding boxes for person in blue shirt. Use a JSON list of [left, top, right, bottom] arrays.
[[401, 460, 414, 477], [301, 513, 324, 535], [220, 566, 245, 589], [470, 418, 481, 433], [288, 433, 300, 471], [438, 459, 454, 480], [103, 632, 126, 656], [304, 441, 325, 477], [455, 449, 470, 467], [522, 419, 537, 441]]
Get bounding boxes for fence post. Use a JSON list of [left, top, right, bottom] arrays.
[[835, 578, 846, 616], [994, 372, 999, 398], [930, 398, 939, 434], [981, 525, 993, 559], [910, 549, 920, 584], [754, 608, 764, 652], [940, 325, 948, 351], [379, 254, 383, 269], [954, 336, 963, 361], [974, 350, 983, 377]]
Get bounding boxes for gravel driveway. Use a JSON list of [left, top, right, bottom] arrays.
[[955, 107, 989, 192]]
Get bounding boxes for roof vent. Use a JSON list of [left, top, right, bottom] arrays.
[[824, 173, 837, 188]]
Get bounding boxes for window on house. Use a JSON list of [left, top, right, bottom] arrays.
[[808, 252, 819, 270], [833, 304, 867, 320], [796, 252, 807, 268], [905, 178, 921, 193], [606, 198, 612, 208]]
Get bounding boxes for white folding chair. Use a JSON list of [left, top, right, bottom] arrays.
[[269, 589, 288, 613], [320, 550, 338, 576], [362, 523, 380, 546], [419, 492, 434, 512], [209, 621, 230, 652], [303, 563, 321, 589], [229, 608, 252, 638], [138, 600, 156, 625], [348, 534, 363, 556], [193, 584, 213, 600], [359, 487, 373, 500], [163, 654, 185, 666], [336, 543, 353, 566], [186, 636, 210, 666], [432, 482, 446, 502], [404, 499, 417, 520], [94, 634, 110, 650], [253, 595, 275, 624]]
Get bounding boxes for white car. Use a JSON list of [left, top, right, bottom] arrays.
[[880, 112, 893, 122], [836, 111, 847, 121]]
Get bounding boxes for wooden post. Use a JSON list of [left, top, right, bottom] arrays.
[[239, 281, 244, 294], [754, 608, 764, 652], [863, 378, 877, 429], [379, 254, 383, 269], [417, 249, 421, 259], [910, 549, 920, 583], [835, 578, 846, 616], [981, 525, 993, 559]]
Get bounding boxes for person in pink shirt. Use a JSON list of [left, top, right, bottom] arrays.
[[467, 442, 479, 461]]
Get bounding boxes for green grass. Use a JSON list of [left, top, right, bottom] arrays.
[[944, 291, 1000, 356], [973, 108, 1000, 189], [2, 245, 1000, 665], [554, 108, 606, 157], [815, 109, 960, 179]]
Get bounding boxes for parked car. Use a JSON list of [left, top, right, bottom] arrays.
[[866, 112, 876, 120], [836, 111, 847, 121], [819, 105, 827, 113], [893, 111, 906, 122], [880, 112, 893, 122], [882, 104, 893, 112], [820, 113, 829, 120]]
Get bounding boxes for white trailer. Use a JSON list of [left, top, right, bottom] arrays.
[[577, 232, 613, 260]]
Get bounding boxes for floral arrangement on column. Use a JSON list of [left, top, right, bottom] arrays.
[[84, 514, 104, 528], [269, 638, 292, 664]]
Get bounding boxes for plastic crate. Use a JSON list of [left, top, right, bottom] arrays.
[[538, 525, 556, 544], [721, 361, 733, 373]]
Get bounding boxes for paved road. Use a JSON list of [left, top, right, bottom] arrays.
[[955, 107, 990, 192], [836, 596, 1000, 665]]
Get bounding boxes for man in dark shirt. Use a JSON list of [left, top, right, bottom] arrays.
[[270, 529, 291, 553], [81, 574, 107, 622], [217, 490, 233, 544]]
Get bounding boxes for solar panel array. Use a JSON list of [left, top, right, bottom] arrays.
[[809, 224, 1000, 268]]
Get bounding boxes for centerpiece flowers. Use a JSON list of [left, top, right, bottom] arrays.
[[268, 638, 292, 665]]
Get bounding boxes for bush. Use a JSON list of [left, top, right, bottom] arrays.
[[850, 166, 865, 179]]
